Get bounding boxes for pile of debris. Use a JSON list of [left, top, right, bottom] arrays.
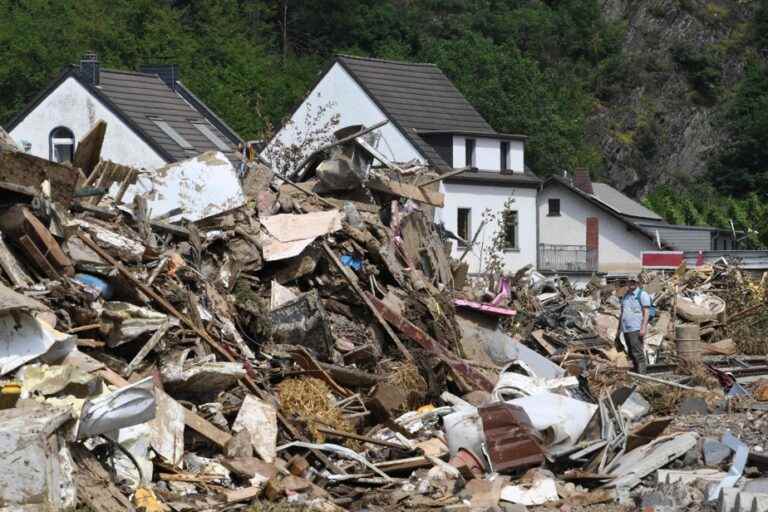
[[0, 121, 766, 512]]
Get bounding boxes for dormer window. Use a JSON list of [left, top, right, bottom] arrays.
[[465, 138, 476, 168], [49, 127, 75, 163]]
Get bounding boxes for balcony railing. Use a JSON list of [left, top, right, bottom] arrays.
[[538, 244, 597, 272]]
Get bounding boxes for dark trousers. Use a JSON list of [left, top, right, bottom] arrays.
[[624, 330, 647, 373]]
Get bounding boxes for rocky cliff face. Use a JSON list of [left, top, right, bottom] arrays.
[[589, 0, 754, 196]]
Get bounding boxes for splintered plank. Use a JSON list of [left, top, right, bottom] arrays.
[[0, 151, 79, 206], [70, 443, 136, 511], [367, 175, 444, 207], [73, 120, 107, 176]]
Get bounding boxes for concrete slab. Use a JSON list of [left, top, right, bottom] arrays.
[[0, 403, 75, 509]]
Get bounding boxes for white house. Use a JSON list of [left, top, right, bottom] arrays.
[[7, 53, 242, 170], [266, 55, 541, 273], [538, 170, 734, 276]]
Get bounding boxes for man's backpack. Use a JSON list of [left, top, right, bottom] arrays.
[[635, 288, 657, 320]]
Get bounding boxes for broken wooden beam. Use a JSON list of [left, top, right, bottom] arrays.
[[322, 242, 414, 363], [316, 426, 409, 450], [0, 205, 74, 277], [0, 150, 80, 206], [73, 120, 107, 176], [82, 234, 345, 474], [366, 293, 495, 392], [70, 444, 136, 512], [374, 455, 432, 473], [367, 174, 445, 207], [417, 167, 469, 187], [123, 321, 170, 377]]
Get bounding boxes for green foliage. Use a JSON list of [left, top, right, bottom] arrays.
[[0, 0, 761, 207], [708, 60, 768, 197], [672, 44, 722, 105], [755, 0, 768, 49], [644, 183, 768, 248], [703, 2, 731, 24], [0, 0, 621, 178]]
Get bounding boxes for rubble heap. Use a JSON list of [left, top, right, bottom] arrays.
[[0, 122, 766, 512]]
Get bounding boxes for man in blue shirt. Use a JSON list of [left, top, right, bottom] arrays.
[[616, 274, 651, 374]]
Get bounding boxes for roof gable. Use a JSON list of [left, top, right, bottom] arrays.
[[336, 55, 504, 171], [7, 66, 241, 164]]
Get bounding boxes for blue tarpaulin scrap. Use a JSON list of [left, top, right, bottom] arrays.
[[340, 254, 363, 270]]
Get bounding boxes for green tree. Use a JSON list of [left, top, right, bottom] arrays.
[[708, 61, 768, 197]]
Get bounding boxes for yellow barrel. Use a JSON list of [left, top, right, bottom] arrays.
[[0, 383, 21, 409]]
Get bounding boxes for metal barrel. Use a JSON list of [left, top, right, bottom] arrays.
[[675, 323, 702, 363]]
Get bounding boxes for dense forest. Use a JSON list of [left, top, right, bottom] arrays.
[[1, 0, 767, 246]]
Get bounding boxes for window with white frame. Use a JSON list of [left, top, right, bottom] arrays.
[[193, 122, 231, 152], [150, 117, 193, 150], [49, 126, 75, 163]]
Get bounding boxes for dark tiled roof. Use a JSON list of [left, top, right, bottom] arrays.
[[97, 69, 239, 162], [445, 169, 542, 188], [336, 55, 499, 171]]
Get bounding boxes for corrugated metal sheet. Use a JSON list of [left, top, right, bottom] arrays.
[[683, 251, 768, 271], [652, 226, 713, 252]]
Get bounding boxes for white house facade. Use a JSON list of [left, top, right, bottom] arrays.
[[439, 181, 538, 272], [267, 55, 540, 273], [538, 178, 657, 274], [537, 171, 731, 276]]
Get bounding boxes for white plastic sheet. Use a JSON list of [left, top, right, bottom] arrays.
[[492, 372, 579, 401], [0, 314, 75, 376], [260, 210, 343, 261], [501, 472, 559, 506], [506, 392, 597, 448]]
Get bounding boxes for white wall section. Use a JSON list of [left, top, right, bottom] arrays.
[[264, 63, 423, 169], [10, 77, 166, 169], [438, 182, 537, 273], [538, 182, 657, 273], [452, 136, 524, 172]]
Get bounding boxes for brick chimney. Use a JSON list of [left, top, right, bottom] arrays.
[[79, 52, 100, 85], [573, 167, 593, 195], [140, 64, 179, 91]]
